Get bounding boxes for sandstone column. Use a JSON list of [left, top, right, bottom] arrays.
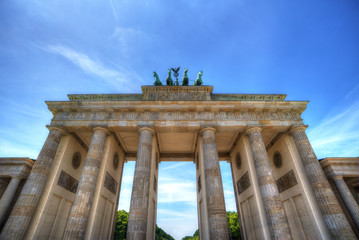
[[201, 127, 229, 240], [0, 127, 65, 240], [290, 125, 356, 239], [0, 176, 22, 226], [62, 127, 109, 240], [126, 127, 154, 240], [333, 175, 359, 230], [246, 127, 291, 240]]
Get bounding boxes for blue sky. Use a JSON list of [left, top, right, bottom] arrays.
[[0, 0, 358, 239]]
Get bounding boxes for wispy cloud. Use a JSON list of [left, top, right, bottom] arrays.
[[108, 0, 119, 21], [308, 100, 359, 158], [111, 27, 152, 56], [45, 45, 143, 91], [117, 161, 236, 239]]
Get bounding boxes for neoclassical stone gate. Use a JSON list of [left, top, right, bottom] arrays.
[[0, 86, 357, 240]]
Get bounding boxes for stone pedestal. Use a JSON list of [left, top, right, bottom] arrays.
[[62, 127, 109, 240], [126, 127, 154, 240], [201, 127, 229, 240], [0, 127, 65, 240], [0, 177, 22, 226], [246, 127, 291, 240], [333, 176, 359, 230], [290, 125, 356, 239]]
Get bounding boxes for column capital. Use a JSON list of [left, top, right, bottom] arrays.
[[200, 127, 216, 135], [244, 126, 262, 135], [333, 175, 344, 180], [93, 127, 110, 135], [9, 175, 23, 180], [289, 125, 308, 134], [46, 126, 66, 134], [138, 127, 155, 135]]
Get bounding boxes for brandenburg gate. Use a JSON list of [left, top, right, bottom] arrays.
[[0, 85, 357, 239]]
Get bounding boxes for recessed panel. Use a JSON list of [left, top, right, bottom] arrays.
[[216, 132, 237, 152], [77, 132, 93, 147], [158, 132, 196, 153], [118, 132, 139, 152]]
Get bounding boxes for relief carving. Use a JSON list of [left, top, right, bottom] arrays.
[[54, 110, 302, 122], [104, 172, 118, 195], [57, 170, 78, 193], [276, 170, 298, 193], [237, 171, 250, 195]]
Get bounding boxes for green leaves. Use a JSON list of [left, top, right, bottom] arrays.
[[113, 210, 240, 240], [227, 211, 241, 240], [114, 210, 129, 240], [181, 211, 241, 240], [113, 210, 175, 240]]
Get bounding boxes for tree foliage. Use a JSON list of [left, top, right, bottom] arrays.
[[227, 211, 241, 240], [113, 210, 175, 240], [114, 210, 129, 240], [181, 212, 241, 240], [155, 225, 175, 240]]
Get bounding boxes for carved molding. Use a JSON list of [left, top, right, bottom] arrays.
[[104, 172, 118, 195], [57, 170, 78, 193], [237, 171, 251, 195], [276, 170, 298, 193], [54, 111, 302, 122]]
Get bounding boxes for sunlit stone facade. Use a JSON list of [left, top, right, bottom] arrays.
[[0, 86, 358, 239]]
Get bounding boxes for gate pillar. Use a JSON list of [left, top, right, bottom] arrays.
[[127, 127, 158, 240], [196, 127, 229, 240], [246, 127, 291, 240]]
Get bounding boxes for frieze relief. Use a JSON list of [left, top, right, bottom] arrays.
[[57, 170, 78, 193], [104, 172, 118, 195], [237, 171, 250, 195], [276, 170, 298, 193], [54, 111, 302, 122]]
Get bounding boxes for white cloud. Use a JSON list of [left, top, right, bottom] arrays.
[[111, 27, 151, 56], [157, 209, 198, 240], [308, 100, 359, 158], [108, 0, 119, 21], [46, 45, 143, 91], [117, 161, 237, 239]]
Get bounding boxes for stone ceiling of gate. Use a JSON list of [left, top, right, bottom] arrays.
[[74, 127, 281, 159]]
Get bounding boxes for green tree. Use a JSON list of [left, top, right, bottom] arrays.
[[227, 211, 241, 240], [181, 212, 241, 240], [155, 224, 175, 240], [113, 210, 175, 240], [114, 210, 129, 240]]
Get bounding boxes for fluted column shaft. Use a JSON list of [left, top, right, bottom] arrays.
[[201, 128, 229, 240], [0, 127, 65, 240], [290, 125, 356, 239], [126, 127, 154, 240], [62, 127, 109, 240], [246, 127, 291, 240], [0, 177, 22, 226], [333, 176, 359, 230]]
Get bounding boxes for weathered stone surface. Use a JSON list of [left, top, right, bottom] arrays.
[[104, 172, 118, 195], [0, 177, 22, 226], [62, 127, 109, 240], [126, 127, 154, 240], [0, 127, 65, 240], [142, 85, 213, 101], [334, 176, 359, 231], [57, 170, 78, 193], [246, 127, 292, 240], [237, 171, 250, 195], [276, 170, 298, 193], [53, 110, 303, 122], [201, 127, 230, 240], [290, 125, 356, 239]]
